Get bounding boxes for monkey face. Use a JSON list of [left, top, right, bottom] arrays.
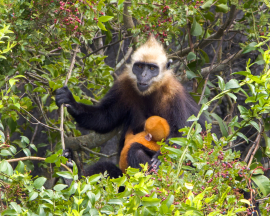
[[132, 62, 159, 92]]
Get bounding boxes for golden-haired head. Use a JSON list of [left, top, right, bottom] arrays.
[[144, 116, 170, 142], [125, 35, 173, 95], [131, 35, 168, 69]]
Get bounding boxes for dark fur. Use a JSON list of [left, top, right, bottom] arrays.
[[83, 161, 123, 179], [55, 77, 206, 156], [56, 68, 206, 181], [62, 149, 124, 192], [127, 143, 157, 170]]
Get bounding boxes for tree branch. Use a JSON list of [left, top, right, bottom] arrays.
[[60, 42, 80, 150], [169, 5, 237, 58], [123, 1, 139, 50], [244, 122, 263, 167], [7, 156, 72, 173], [64, 128, 120, 151], [201, 49, 244, 77]]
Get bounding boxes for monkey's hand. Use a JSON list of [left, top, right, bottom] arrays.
[[62, 148, 74, 169], [150, 150, 162, 172], [55, 86, 79, 116]]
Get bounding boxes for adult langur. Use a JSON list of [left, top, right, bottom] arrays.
[[56, 35, 206, 173]]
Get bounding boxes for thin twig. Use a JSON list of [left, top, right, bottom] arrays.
[[245, 122, 263, 167], [115, 47, 133, 71], [19, 107, 61, 131], [198, 36, 224, 104], [7, 156, 72, 173], [79, 143, 117, 158], [224, 132, 258, 150], [82, 35, 133, 59], [60, 40, 81, 150], [29, 124, 39, 150]]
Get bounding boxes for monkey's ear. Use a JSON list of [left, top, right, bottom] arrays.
[[145, 133, 152, 141], [166, 59, 173, 69]]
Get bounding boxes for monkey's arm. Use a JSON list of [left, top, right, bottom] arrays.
[[127, 143, 157, 170], [55, 85, 128, 133]]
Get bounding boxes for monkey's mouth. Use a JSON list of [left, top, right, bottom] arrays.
[[137, 82, 149, 92]]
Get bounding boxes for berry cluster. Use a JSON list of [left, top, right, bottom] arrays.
[[194, 1, 204, 9], [54, 0, 81, 32], [140, 5, 172, 43]]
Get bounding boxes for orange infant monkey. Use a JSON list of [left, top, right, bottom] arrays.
[[119, 116, 170, 173]]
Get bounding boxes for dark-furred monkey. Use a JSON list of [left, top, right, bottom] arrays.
[[56, 35, 206, 174]]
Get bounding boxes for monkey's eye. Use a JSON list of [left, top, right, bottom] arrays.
[[150, 66, 155, 70], [138, 64, 143, 69]]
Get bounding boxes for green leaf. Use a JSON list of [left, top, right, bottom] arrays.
[[187, 115, 199, 122], [87, 174, 101, 184], [54, 184, 68, 191], [0, 149, 12, 156], [0, 130, 5, 143], [227, 93, 237, 101], [71, 37, 80, 45], [10, 202, 22, 213], [34, 177, 47, 189], [0, 120, 3, 130], [97, 21, 107, 31], [29, 57, 42, 63], [164, 147, 182, 157], [29, 191, 39, 201], [242, 42, 257, 54], [218, 186, 231, 204], [201, 0, 213, 9], [239, 199, 250, 205], [98, 16, 113, 22], [248, 75, 263, 84], [21, 136, 30, 145], [186, 70, 198, 79], [15, 161, 25, 173], [30, 144, 37, 152], [0, 160, 13, 176], [187, 52, 196, 61], [108, 199, 123, 205], [1, 209, 17, 215], [33, 87, 46, 93], [199, 49, 210, 63], [238, 105, 248, 114], [141, 197, 161, 207], [45, 154, 58, 163], [225, 79, 240, 90], [264, 133, 270, 157], [9, 78, 19, 87], [249, 121, 260, 132], [23, 148, 31, 156], [251, 175, 270, 197], [163, 194, 174, 208], [232, 71, 251, 76], [216, 4, 229, 13], [73, 161, 78, 175], [236, 132, 248, 143], [118, 0, 125, 5], [100, 205, 114, 214], [97, 0, 105, 11], [56, 171, 73, 179], [217, 76, 225, 90], [191, 19, 202, 36], [210, 113, 228, 137]]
